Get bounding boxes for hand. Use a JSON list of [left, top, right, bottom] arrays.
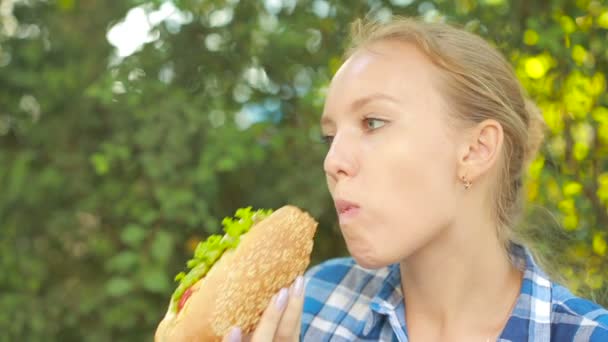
[[222, 275, 305, 342]]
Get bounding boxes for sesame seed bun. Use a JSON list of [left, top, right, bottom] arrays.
[[155, 205, 318, 342]]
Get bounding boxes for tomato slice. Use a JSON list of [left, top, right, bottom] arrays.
[[178, 286, 195, 312]]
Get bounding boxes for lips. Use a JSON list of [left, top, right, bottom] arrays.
[[334, 199, 361, 224], [335, 199, 359, 213]]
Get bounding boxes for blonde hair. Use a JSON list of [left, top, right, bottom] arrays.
[[346, 17, 546, 251]]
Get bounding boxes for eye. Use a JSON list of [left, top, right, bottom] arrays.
[[321, 134, 334, 145], [364, 117, 387, 130]]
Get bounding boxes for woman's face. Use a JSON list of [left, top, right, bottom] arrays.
[[321, 40, 464, 268]]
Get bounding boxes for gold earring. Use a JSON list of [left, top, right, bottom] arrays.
[[462, 176, 472, 189]]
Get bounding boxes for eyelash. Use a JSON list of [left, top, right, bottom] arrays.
[[363, 117, 387, 130], [321, 135, 334, 145], [321, 117, 387, 145]]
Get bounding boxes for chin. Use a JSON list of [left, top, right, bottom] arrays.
[[354, 259, 387, 270], [348, 246, 391, 270]]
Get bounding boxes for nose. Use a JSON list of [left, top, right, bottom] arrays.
[[323, 133, 358, 181]]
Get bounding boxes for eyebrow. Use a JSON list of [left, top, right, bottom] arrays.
[[321, 93, 401, 126]]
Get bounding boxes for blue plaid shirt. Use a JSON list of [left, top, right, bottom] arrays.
[[301, 244, 608, 341]]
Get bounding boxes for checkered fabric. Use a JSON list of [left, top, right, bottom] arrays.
[[301, 244, 608, 341]]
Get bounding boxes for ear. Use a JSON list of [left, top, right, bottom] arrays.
[[457, 119, 504, 183]]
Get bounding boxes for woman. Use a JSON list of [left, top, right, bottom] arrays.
[[222, 17, 608, 342]]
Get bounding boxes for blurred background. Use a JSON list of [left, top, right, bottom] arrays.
[[1, 0, 607, 340]]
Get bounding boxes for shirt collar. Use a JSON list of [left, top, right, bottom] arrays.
[[361, 243, 553, 340], [363, 262, 404, 336], [502, 243, 553, 341]]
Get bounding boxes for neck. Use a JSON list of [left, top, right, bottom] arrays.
[[399, 218, 523, 340]]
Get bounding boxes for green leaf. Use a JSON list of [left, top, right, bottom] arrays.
[[593, 233, 607, 256], [120, 224, 147, 248], [106, 277, 133, 297], [57, 0, 75, 11], [140, 268, 170, 294], [174, 272, 186, 282], [216, 157, 236, 171], [151, 231, 174, 263], [6, 152, 32, 201], [106, 251, 139, 273], [599, 10, 608, 29], [563, 181, 583, 197], [90, 153, 110, 175]]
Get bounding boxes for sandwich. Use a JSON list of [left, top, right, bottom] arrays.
[[155, 205, 318, 341]]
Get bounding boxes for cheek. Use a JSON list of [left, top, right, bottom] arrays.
[[379, 131, 455, 201], [367, 131, 458, 244], [337, 124, 459, 265]]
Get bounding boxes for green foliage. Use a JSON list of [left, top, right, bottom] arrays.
[[1, 0, 607, 340]]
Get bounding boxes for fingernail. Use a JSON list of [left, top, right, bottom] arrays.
[[275, 288, 289, 310], [227, 326, 242, 342], [293, 276, 304, 297]]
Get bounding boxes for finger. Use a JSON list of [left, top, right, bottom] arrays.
[[222, 326, 242, 342], [275, 276, 305, 342], [250, 287, 290, 342]]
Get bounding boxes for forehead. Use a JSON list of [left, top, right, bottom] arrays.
[[323, 40, 440, 115]]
